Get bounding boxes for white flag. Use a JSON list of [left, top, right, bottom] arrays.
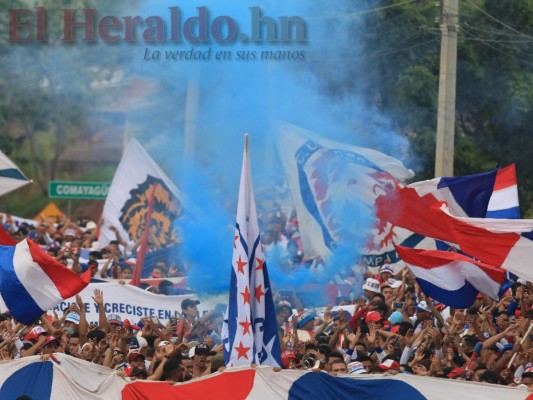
[[222, 135, 282, 367], [0, 149, 31, 197], [101, 138, 185, 248], [277, 122, 414, 264]]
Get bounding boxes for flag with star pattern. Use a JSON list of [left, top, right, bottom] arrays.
[[221, 135, 282, 368]]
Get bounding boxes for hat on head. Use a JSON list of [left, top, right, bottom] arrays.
[[281, 350, 298, 369], [24, 326, 47, 342], [379, 264, 394, 275], [388, 311, 403, 325], [44, 335, 60, 346], [365, 311, 383, 324], [347, 361, 367, 374], [128, 336, 148, 351], [181, 298, 200, 310], [297, 311, 316, 329], [64, 228, 76, 238], [108, 314, 122, 326], [158, 340, 172, 347], [189, 343, 209, 358], [362, 278, 381, 294], [416, 301, 431, 313], [65, 312, 80, 325], [387, 278, 402, 289], [123, 319, 140, 331], [128, 351, 145, 362], [377, 359, 400, 371], [85, 221, 97, 230]]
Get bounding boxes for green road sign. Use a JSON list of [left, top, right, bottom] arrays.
[[48, 181, 111, 200]]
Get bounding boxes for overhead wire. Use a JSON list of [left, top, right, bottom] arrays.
[[319, 0, 417, 20], [461, 25, 533, 67], [463, 0, 533, 41]]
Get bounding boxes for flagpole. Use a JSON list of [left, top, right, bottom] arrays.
[[130, 185, 157, 287], [221, 133, 282, 368]]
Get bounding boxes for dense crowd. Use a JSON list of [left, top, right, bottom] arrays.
[[0, 210, 532, 391]]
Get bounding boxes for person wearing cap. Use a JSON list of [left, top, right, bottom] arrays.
[[128, 351, 147, 372], [347, 361, 367, 375], [378, 264, 394, 284], [20, 329, 50, 357], [377, 359, 401, 374], [127, 336, 149, 358], [296, 311, 316, 333], [190, 343, 209, 378], [63, 311, 80, 336], [281, 350, 299, 369], [388, 311, 404, 334], [107, 314, 123, 333], [181, 298, 200, 322], [365, 311, 384, 330], [410, 300, 433, 333], [176, 298, 200, 339], [361, 278, 381, 303], [41, 336, 61, 355]]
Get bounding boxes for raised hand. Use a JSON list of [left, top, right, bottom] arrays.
[[92, 289, 104, 306]]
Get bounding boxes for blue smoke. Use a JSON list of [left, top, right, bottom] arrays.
[[111, 0, 414, 297]]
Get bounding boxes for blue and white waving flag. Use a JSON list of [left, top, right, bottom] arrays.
[[222, 135, 282, 368], [0, 148, 31, 197], [278, 122, 414, 267], [0, 239, 91, 324]]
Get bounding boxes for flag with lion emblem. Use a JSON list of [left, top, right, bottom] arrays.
[[100, 138, 185, 249]]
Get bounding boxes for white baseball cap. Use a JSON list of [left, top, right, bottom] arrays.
[[362, 278, 381, 294]]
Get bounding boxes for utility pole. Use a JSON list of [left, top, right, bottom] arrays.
[[435, 0, 458, 177], [184, 68, 199, 163]]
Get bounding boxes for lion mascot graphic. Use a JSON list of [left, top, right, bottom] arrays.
[[119, 175, 181, 248]]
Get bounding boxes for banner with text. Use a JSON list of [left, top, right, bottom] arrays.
[[49, 282, 197, 324]]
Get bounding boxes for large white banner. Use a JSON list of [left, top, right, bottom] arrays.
[[51, 282, 197, 324], [0, 354, 126, 400]]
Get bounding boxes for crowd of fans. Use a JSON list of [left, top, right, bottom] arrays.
[[0, 210, 533, 392]]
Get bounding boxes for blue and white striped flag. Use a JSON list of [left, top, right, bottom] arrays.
[[222, 135, 282, 368]]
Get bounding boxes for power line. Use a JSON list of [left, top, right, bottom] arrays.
[[462, 24, 533, 59], [463, 0, 533, 41], [461, 27, 533, 67], [320, 0, 417, 19], [462, 22, 533, 39], [348, 0, 418, 15]]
